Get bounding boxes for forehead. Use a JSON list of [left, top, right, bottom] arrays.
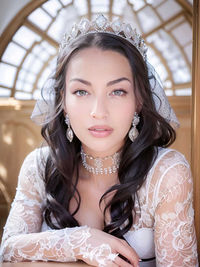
[[66, 47, 133, 81]]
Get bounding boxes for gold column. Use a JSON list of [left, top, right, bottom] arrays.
[[191, 0, 200, 257]]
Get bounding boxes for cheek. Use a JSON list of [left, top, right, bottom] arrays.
[[114, 100, 136, 120], [65, 98, 89, 130], [65, 95, 87, 114]]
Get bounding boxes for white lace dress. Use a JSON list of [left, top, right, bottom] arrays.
[[0, 146, 198, 266]]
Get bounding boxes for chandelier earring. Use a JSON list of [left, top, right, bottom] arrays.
[[129, 112, 140, 142], [65, 114, 74, 142]]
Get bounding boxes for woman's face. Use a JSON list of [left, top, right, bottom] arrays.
[[64, 47, 136, 157]]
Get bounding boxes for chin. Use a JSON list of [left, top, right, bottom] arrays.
[[81, 139, 124, 155]]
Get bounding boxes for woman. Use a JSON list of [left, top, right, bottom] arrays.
[[0, 14, 198, 266]]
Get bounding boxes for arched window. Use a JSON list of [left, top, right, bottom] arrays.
[[0, 0, 193, 99]]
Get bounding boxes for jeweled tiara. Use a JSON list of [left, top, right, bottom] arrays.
[[59, 14, 148, 60]]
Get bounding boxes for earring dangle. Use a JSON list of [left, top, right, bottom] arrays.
[[129, 112, 140, 142], [65, 114, 74, 142]]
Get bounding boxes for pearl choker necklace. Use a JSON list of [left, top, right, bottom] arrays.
[[80, 147, 121, 175]]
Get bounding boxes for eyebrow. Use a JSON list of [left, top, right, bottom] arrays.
[[69, 77, 131, 86]]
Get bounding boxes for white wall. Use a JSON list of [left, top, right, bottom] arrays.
[[0, 0, 32, 35]]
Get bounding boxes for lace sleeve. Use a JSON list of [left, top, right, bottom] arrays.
[[0, 149, 91, 262], [154, 151, 198, 266]]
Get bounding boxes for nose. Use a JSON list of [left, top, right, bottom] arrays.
[[90, 97, 109, 119]]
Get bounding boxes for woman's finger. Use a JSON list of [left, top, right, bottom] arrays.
[[115, 255, 135, 267], [116, 241, 139, 267], [106, 260, 119, 267]]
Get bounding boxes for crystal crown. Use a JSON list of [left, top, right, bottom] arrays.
[[60, 14, 147, 60]]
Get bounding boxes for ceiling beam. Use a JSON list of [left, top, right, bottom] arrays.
[[176, 0, 192, 15]]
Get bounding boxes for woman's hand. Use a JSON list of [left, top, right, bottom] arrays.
[[75, 228, 139, 267]]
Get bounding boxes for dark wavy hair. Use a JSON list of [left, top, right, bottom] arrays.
[[40, 32, 176, 238]]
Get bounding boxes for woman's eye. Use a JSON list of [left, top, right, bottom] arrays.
[[73, 90, 88, 96], [111, 89, 127, 96]]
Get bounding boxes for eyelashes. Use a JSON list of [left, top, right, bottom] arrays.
[[73, 90, 88, 96], [73, 89, 128, 97], [111, 89, 127, 96]]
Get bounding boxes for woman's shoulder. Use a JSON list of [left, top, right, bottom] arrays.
[[155, 147, 189, 169], [22, 145, 50, 167], [19, 145, 50, 184], [150, 147, 191, 185], [147, 147, 192, 209], [18, 146, 50, 199]]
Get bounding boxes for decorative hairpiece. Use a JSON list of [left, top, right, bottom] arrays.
[[60, 14, 148, 60]]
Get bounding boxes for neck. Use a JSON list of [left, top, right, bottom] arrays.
[[80, 147, 121, 175], [79, 163, 119, 190], [79, 146, 121, 187]]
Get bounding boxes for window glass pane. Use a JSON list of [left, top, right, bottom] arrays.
[[0, 88, 11, 97], [42, 0, 62, 17], [12, 26, 41, 49], [151, 0, 165, 7], [22, 53, 35, 70], [112, 0, 126, 15], [0, 63, 17, 87], [32, 44, 50, 61], [41, 41, 57, 55], [23, 83, 33, 92], [171, 22, 192, 46], [18, 69, 27, 81], [39, 50, 50, 62], [26, 73, 36, 84], [22, 54, 43, 75], [28, 8, 52, 31], [129, 0, 145, 11], [32, 45, 42, 55], [16, 80, 23, 91], [175, 88, 191, 96], [165, 89, 173, 96], [31, 59, 44, 74], [2, 42, 26, 66], [15, 91, 32, 99], [60, 0, 72, 5], [48, 6, 78, 41], [168, 57, 186, 71], [91, 5, 108, 13], [172, 67, 191, 83], [16, 80, 33, 92], [73, 0, 88, 15], [48, 20, 64, 42], [164, 80, 172, 89], [47, 7, 76, 42], [37, 67, 52, 89], [156, 0, 182, 21], [91, 0, 109, 13], [137, 6, 161, 33]]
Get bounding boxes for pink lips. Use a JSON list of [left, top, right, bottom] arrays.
[[88, 125, 113, 138]]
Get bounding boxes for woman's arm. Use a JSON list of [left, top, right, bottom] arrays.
[[0, 149, 139, 266], [154, 156, 198, 266], [0, 149, 91, 262]]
